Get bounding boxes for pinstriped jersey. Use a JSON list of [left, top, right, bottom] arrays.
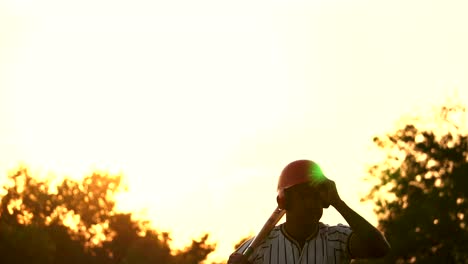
[[235, 222, 353, 264]]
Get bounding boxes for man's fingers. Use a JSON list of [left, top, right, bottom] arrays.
[[318, 180, 333, 208], [228, 253, 250, 264]]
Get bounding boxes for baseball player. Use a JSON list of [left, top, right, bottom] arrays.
[[228, 160, 390, 264]]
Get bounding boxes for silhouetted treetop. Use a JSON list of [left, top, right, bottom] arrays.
[[364, 102, 468, 263], [0, 168, 216, 264]]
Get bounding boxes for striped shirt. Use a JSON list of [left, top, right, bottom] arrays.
[[235, 222, 352, 264]]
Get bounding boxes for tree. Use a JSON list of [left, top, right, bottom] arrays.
[[0, 168, 216, 264], [172, 234, 216, 264], [363, 103, 468, 263]]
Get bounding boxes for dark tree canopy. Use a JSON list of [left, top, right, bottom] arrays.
[[363, 103, 468, 263], [0, 168, 216, 264]]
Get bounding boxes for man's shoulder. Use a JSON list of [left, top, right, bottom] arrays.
[[318, 222, 352, 235], [266, 224, 282, 240], [234, 225, 283, 254], [253, 224, 283, 249]]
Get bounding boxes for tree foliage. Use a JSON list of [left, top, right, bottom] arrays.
[[0, 168, 216, 264], [363, 103, 468, 263]]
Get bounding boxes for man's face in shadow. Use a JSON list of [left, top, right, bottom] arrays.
[[285, 182, 324, 221]]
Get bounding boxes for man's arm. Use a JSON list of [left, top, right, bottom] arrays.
[[320, 180, 391, 258], [334, 199, 390, 258]]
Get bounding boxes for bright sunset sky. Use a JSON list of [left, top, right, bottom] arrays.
[[1, 0, 468, 262]]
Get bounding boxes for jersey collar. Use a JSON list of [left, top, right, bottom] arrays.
[[280, 222, 320, 248]]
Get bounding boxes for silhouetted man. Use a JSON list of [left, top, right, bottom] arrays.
[[228, 160, 390, 264]]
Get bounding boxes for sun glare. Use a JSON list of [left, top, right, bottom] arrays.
[[1, 0, 468, 262]]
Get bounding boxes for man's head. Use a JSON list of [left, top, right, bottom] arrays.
[[277, 160, 328, 219]]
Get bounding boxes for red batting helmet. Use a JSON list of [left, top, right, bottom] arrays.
[[277, 160, 327, 209]]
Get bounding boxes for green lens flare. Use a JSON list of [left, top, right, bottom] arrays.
[[308, 163, 327, 184]]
